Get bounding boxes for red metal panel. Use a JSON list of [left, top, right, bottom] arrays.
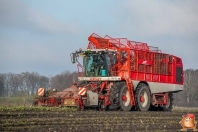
[[145, 74, 152, 81], [160, 75, 167, 82], [168, 75, 173, 83], [138, 73, 144, 80], [131, 72, 137, 80], [153, 74, 159, 82]]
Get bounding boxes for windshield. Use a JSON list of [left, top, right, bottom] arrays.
[[83, 52, 113, 77]]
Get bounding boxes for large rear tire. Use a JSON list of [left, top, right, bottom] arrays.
[[119, 85, 132, 111], [135, 83, 151, 111]]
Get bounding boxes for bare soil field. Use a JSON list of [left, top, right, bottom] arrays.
[[0, 106, 198, 132]]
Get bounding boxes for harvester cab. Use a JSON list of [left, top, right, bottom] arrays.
[[71, 49, 117, 77]]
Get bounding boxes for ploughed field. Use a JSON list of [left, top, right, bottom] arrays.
[[0, 107, 198, 132]]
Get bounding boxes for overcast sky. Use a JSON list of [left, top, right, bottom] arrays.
[[0, 0, 198, 76]]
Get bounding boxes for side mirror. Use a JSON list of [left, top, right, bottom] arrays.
[[71, 53, 76, 63]]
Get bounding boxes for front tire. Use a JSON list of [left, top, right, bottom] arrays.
[[98, 101, 109, 111], [109, 82, 124, 109], [135, 83, 151, 111]]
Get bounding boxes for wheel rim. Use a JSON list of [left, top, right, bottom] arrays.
[[122, 90, 130, 107], [140, 91, 148, 107]]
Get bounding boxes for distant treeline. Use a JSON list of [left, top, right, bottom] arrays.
[[0, 69, 197, 107], [0, 71, 77, 97], [174, 69, 198, 107]]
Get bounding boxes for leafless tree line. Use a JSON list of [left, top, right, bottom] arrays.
[[50, 71, 78, 91], [0, 69, 197, 106], [0, 71, 77, 97], [0, 72, 49, 97], [174, 69, 198, 107]]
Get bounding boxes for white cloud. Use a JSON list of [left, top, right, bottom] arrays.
[[117, 1, 198, 37], [27, 9, 82, 34], [0, 0, 82, 34]]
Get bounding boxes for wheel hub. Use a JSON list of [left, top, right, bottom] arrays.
[[122, 95, 127, 101], [140, 91, 148, 107], [122, 91, 130, 107], [140, 96, 145, 102]]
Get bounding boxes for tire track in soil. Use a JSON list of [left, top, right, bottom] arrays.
[[1, 111, 198, 131]]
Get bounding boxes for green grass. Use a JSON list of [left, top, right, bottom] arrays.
[[0, 96, 35, 106], [0, 105, 77, 112]]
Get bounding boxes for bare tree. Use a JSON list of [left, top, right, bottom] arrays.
[[174, 69, 198, 106], [22, 72, 49, 96], [0, 72, 50, 97], [50, 71, 77, 91], [38, 75, 50, 91], [184, 69, 198, 105], [0, 74, 5, 96]]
